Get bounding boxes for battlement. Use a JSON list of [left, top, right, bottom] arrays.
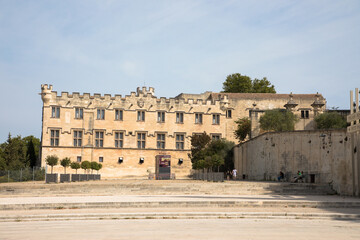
[[40, 85, 228, 109]]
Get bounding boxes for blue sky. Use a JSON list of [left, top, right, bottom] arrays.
[[0, 0, 359, 142]]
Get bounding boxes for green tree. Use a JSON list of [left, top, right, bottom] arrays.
[[189, 132, 211, 169], [234, 118, 251, 142], [252, 77, 276, 93], [315, 112, 347, 129], [222, 73, 276, 93], [260, 109, 298, 132], [60, 157, 71, 174], [2, 134, 27, 170], [90, 161, 99, 174], [223, 73, 252, 93], [97, 163, 102, 174], [70, 162, 81, 174], [26, 138, 37, 168], [81, 161, 91, 174], [45, 155, 58, 174], [23, 135, 40, 167]]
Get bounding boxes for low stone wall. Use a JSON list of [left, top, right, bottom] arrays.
[[234, 129, 360, 196]]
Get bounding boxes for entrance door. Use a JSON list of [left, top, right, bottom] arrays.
[[155, 155, 171, 180]]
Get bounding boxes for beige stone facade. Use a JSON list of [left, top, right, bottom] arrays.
[[40, 85, 325, 179]]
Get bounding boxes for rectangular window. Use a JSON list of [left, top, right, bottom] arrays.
[[50, 130, 60, 146], [114, 132, 124, 148], [137, 133, 146, 149], [176, 112, 184, 123], [157, 111, 165, 122], [99, 157, 103, 162], [51, 106, 60, 118], [301, 110, 309, 119], [157, 134, 166, 149], [212, 114, 220, 124], [195, 113, 203, 124], [211, 134, 221, 141], [115, 109, 123, 121], [75, 108, 83, 119], [137, 111, 145, 121], [73, 130, 83, 147], [97, 109, 105, 120], [95, 131, 104, 147], [77, 156, 82, 162], [176, 134, 185, 150], [226, 109, 232, 118]]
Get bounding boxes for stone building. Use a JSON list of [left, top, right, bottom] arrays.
[[40, 84, 325, 179]]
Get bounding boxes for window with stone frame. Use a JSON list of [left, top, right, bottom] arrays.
[[226, 109, 232, 118], [75, 107, 83, 119], [95, 131, 104, 147], [176, 134, 185, 150], [211, 134, 221, 141], [176, 112, 184, 123], [195, 113, 203, 124], [99, 157, 103, 162], [97, 109, 105, 120], [137, 110, 145, 121], [51, 106, 60, 118], [115, 109, 123, 121], [73, 130, 83, 147], [157, 133, 166, 149], [157, 111, 165, 123], [212, 114, 220, 124], [50, 129, 59, 146], [114, 131, 124, 148], [301, 110, 310, 119], [137, 132, 146, 149]]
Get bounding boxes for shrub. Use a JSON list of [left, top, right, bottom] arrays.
[[70, 162, 81, 174]]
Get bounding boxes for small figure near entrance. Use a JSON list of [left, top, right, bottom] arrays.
[[277, 171, 285, 182], [294, 171, 304, 183], [232, 169, 237, 180]]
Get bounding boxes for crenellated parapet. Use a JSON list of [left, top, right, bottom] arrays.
[[40, 85, 228, 113]]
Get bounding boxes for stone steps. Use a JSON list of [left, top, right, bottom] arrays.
[[0, 180, 336, 196], [2, 211, 360, 222]]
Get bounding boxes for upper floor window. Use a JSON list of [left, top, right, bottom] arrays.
[[226, 109, 232, 118], [51, 106, 60, 118], [75, 108, 83, 119], [176, 112, 184, 123], [114, 132, 124, 148], [97, 109, 105, 120], [137, 111, 145, 121], [176, 134, 185, 150], [95, 131, 104, 147], [195, 113, 203, 124], [115, 109, 123, 121], [137, 133, 146, 149], [212, 114, 220, 125], [157, 133, 166, 149], [301, 110, 309, 119], [50, 129, 59, 146], [73, 130, 83, 147], [157, 111, 165, 123]]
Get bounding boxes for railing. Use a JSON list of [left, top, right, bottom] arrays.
[[0, 167, 45, 183], [192, 170, 224, 182]]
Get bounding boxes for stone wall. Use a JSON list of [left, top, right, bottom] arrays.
[[234, 129, 360, 196]]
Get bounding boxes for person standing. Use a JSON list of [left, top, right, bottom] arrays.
[[232, 169, 237, 180]]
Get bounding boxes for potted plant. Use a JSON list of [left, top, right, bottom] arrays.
[[80, 161, 91, 181], [45, 155, 59, 183], [60, 157, 71, 182], [70, 161, 81, 182]]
